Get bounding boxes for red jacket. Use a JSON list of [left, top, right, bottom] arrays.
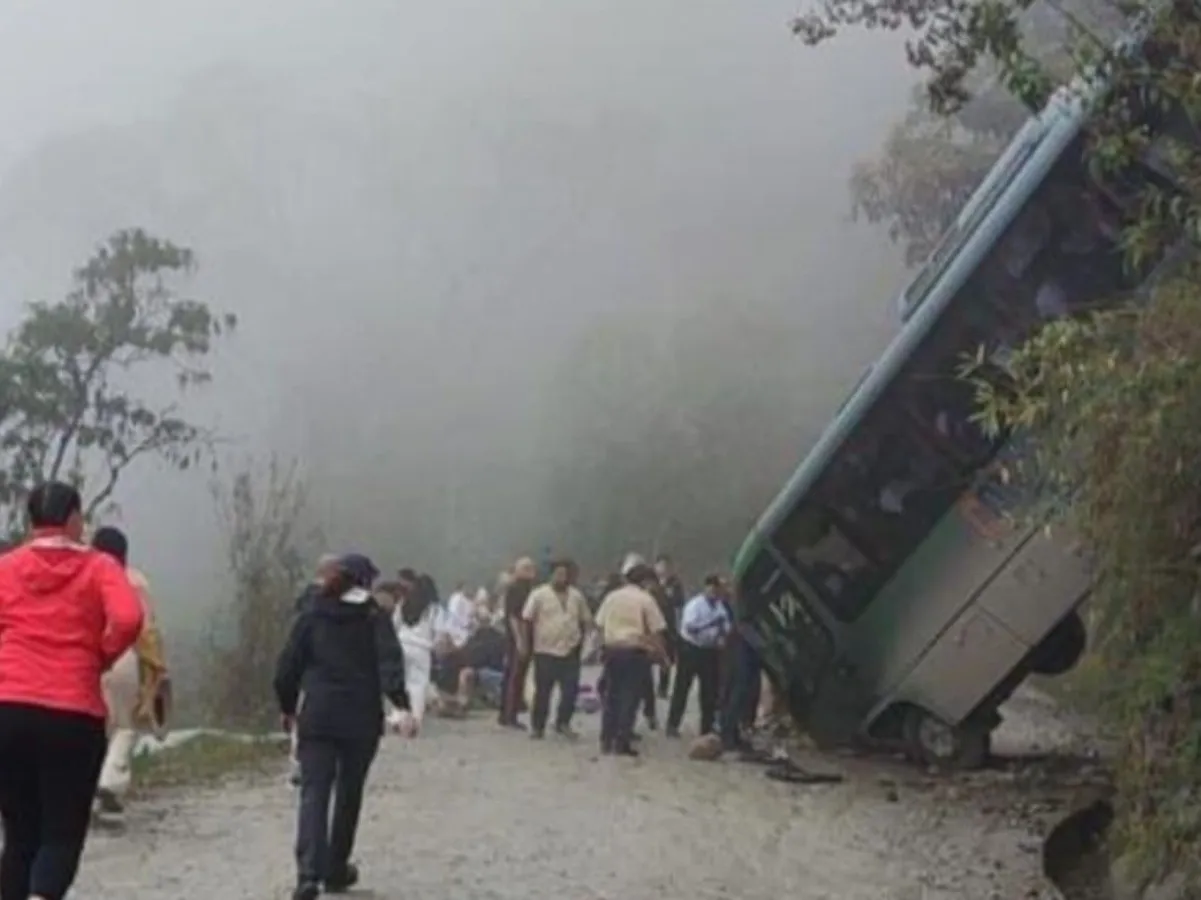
[[0, 531, 145, 719]]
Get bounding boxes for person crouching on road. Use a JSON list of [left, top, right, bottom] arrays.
[[0, 482, 145, 900], [595, 562, 668, 757], [274, 553, 412, 900], [90, 527, 171, 818]]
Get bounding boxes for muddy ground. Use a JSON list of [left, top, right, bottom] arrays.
[[76, 684, 1105, 900]]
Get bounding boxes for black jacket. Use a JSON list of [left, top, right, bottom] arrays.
[[274, 588, 409, 741]]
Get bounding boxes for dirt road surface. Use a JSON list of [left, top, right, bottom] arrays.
[[76, 692, 1079, 900]]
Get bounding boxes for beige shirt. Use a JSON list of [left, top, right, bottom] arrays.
[[595, 585, 666, 649], [522, 584, 591, 657]]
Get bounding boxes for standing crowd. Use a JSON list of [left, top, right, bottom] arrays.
[[0, 480, 778, 900]]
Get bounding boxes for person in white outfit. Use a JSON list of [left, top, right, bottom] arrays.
[[91, 527, 169, 816], [386, 578, 438, 734]]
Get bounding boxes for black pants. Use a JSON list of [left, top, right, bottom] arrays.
[[667, 643, 721, 735], [721, 641, 763, 749], [0, 702, 108, 900], [601, 648, 651, 751], [498, 633, 529, 725], [295, 736, 379, 886], [656, 633, 677, 698], [530, 652, 580, 734]]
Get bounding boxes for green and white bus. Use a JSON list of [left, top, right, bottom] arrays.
[[733, 21, 1193, 769]]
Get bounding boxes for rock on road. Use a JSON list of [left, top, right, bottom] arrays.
[[76, 712, 1060, 900]]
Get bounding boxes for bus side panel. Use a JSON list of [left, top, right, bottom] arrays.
[[847, 509, 1021, 700], [893, 607, 1028, 726], [976, 530, 1091, 646]]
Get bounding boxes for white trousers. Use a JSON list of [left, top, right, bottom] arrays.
[[99, 649, 141, 799]]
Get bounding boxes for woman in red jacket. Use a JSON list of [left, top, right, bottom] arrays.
[[0, 482, 145, 900]]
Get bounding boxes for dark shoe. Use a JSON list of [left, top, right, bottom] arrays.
[[555, 725, 579, 740], [645, 716, 659, 731], [600, 742, 614, 755], [630, 731, 643, 742], [293, 883, 320, 900], [665, 727, 681, 739], [616, 744, 640, 757], [325, 862, 359, 893], [96, 788, 124, 815], [529, 729, 545, 740]]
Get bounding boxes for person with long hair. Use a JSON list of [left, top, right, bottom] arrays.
[[0, 482, 145, 900], [388, 570, 438, 732]]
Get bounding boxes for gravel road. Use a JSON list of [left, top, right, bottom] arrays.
[[75, 693, 1072, 900]]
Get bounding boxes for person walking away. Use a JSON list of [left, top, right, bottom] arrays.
[[289, 553, 342, 786], [387, 572, 437, 733], [653, 554, 686, 699], [498, 557, 536, 729], [521, 558, 591, 739], [274, 553, 411, 900], [90, 527, 170, 818], [595, 563, 667, 756], [0, 482, 145, 900], [666, 575, 731, 738]]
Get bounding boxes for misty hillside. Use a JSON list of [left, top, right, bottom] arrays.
[[0, 0, 914, 630]]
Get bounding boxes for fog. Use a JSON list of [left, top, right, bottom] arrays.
[[0, 0, 915, 633]]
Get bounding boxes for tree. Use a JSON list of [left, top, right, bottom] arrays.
[[0, 228, 236, 530], [203, 456, 322, 728]]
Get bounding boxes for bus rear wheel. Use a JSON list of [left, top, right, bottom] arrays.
[[902, 707, 991, 771], [1028, 611, 1087, 676]]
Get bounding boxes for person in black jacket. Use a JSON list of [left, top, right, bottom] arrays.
[[274, 552, 410, 900]]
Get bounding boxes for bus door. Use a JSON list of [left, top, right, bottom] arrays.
[[763, 505, 878, 746]]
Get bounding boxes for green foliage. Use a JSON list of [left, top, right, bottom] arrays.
[[0, 228, 236, 532], [974, 274, 1201, 886], [130, 733, 286, 794]]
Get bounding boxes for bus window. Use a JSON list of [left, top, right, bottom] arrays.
[[775, 503, 876, 623]]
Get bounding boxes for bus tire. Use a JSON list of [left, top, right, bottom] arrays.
[[1029, 611, 1087, 677], [902, 707, 991, 772]]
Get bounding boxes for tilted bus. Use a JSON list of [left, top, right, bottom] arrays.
[[732, 19, 1194, 768]]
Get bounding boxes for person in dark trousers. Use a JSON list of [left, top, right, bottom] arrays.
[[497, 556, 537, 729], [521, 558, 591, 739], [652, 554, 686, 698], [721, 619, 765, 752], [595, 563, 668, 756], [666, 575, 731, 738], [274, 553, 410, 900], [0, 482, 145, 900]]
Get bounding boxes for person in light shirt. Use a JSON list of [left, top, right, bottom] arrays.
[[90, 527, 170, 818], [666, 575, 731, 738], [594, 563, 668, 757]]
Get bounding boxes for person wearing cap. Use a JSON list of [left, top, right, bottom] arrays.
[[287, 553, 343, 787], [620, 553, 661, 731], [594, 562, 668, 756], [89, 526, 171, 818], [274, 552, 411, 900], [666, 574, 731, 739]]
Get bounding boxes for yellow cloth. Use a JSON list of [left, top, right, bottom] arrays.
[[128, 568, 170, 730]]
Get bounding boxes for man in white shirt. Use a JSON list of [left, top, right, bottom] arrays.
[[666, 574, 731, 738]]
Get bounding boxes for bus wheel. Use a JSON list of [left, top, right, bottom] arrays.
[[902, 707, 991, 771], [1029, 611, 1087, 676]]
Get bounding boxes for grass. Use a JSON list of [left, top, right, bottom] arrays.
[[130, 732, 288, 795]]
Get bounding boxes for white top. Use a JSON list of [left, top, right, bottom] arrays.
[[678, 594, 732, 649], [437, 592, 475, 648], [394, 603, 436, 653]]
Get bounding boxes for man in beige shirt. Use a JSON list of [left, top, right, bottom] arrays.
[[521, 559, 592, 739], [595, 562, 668, 757]]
